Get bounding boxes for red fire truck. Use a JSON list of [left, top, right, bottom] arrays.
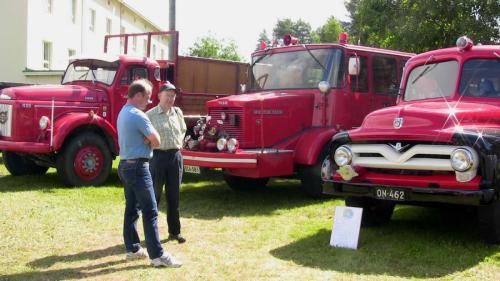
[[182, 33, 413, 197], [322, 37, 500, 243], [0, 31, 247, 186]]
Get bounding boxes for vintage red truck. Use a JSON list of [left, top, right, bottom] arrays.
[[182, 33, 413, 197], [322, 36, 500, 243], [0, 31, 247, 186]]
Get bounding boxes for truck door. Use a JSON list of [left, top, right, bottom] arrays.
[[370, 56, 399, 112], [112, 66, 149, 125], [348, 54, 371, 127]]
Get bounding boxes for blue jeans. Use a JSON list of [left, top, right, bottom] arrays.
[[118, 160, 164, 259]]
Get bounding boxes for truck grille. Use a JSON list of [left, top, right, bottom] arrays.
[[0, 104, 12, 137], [208, 107, 244, 140]]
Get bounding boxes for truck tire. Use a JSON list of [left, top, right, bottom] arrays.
[[3, 151, 49, 176], [223, 174, 269, 191], [56, 132, 112, 187], [345, 197, 395, 227], [478, 200, 500, 244], [299, 146, 329, 198]]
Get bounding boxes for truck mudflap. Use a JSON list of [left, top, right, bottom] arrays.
[[182, 149, 294, 178], [0, 140, 51, 153], [323, 181, 496, 206]]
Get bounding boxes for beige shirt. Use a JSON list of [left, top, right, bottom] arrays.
[[146, 105, 187, 150]]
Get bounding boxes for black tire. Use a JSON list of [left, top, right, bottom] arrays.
[[56, 132, 112, 186], [345, 197, 395, 227], [299, 146, 329, 198], [223, 174, 269, 191], [3, 151, 48, 176], [478, 200, 500, 244]]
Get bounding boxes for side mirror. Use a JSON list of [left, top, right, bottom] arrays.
[[318, 81, 331, 94], [348, 57, 360, 76]]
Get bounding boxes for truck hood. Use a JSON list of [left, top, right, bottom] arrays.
[[207, 91, 313, 108], [0, 84, 104, 103], [350, 100, 500, 142]]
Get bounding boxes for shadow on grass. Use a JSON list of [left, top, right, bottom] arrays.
[[1, 242, 162, 281], [270, 206, 500, 278]]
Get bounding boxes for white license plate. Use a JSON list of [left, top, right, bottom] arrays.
[[374, 187, 407, 201], [184, 165, 200, 174]]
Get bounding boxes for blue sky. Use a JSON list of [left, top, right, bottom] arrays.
[[125, 0, 349, 61]]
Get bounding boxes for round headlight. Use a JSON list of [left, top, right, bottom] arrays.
[[450, 148, 473, 172], [39, 116, 50, 130], [216, 138, 227, 151], [334, 145, 353, 167], [227, 138, 239, 153]]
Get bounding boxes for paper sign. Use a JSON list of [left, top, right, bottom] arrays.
[[330, 206, 363, 249]]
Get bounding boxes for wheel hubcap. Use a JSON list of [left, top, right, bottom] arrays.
[[74, 146, 104, 180]]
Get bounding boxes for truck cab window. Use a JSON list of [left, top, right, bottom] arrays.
[[121, 67, 149, 85], [350, 56, 368, 92], [459, 59, 500, 97], [373, 56, 398, 94]]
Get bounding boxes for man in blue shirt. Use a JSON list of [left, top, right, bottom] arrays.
[[117, 79, 181, 267]]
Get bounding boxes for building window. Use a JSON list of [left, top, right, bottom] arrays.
[[143, 39, 148, 56], [120, 26, 125, 49], [153, 44, 157, 59], [106, 18, 112, 34], [160, 49, 164, 59], [68, 49, 76, 58], [132, 37, 137, 51], [71, 0, 77, 23], [43, 41, 52, 70], [46, 0, 53, 14], [89, 9, 96, 31]]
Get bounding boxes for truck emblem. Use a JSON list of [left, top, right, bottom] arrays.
[[389, 142, 410, 152], [0, 111, 7, 124], [393, 117, 404, 129]]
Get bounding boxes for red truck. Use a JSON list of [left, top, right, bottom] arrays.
[[0, 31, 247, 186], [182, 33, 413, 197], [322, 36, 500, 243]]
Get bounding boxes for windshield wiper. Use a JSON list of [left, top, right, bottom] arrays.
[[250, 51, 272, 90], [302, 45, 326, 72], [411, 55, 435, 84]]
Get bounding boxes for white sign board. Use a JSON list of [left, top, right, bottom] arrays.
[[330, 206, 363, 249]]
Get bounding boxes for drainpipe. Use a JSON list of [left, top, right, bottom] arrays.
[[169, 0, 175, 60]]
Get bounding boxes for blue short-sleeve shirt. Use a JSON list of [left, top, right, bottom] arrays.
[[117, 104, 156, 160]]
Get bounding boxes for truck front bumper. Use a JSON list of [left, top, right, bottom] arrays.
[[182, 149, 294, 178], [0, 140, 52, 154], [323, 181, 495, 206]]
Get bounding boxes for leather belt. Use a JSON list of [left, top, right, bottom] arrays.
[[121, 158, 149, 163]]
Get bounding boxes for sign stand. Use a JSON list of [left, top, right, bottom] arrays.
[[330, 206, 363, 249]]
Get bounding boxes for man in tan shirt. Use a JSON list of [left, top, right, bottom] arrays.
[[146, 82, 187, 243]]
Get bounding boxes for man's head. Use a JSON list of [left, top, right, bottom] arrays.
[[128, 79, 152, 111], [158, 81, 178, 109]]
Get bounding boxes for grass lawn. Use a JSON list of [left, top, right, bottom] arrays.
[[0, 159, 500, 281]]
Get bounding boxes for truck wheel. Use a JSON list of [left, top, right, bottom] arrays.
[[3, 151, 49, 176], [56, 133, 112, 187], [478, 200, 500, 244], [345, 197, 395, 227], [299, 146, 329, 198], [223, 174, 269, 191]]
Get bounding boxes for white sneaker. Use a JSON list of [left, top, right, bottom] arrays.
[[126, 247, 148, 260], [151, 253, 182, 268]]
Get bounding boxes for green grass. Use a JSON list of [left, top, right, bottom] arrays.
[[0, 161, 499, 280]]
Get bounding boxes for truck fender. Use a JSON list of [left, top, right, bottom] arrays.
[[294, 128, 339, 165], [52, 113, 118, 153]]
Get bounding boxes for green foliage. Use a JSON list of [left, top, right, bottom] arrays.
[[255, 29, 271, 51], [272, 18, 313, 44], [345, 0, 500, 53], [188, 35, 242, 61], [312, 16, 345, 43]]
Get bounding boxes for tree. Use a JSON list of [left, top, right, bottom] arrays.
[[272, 18, 313, 44], [255, 29, 271, 51], [312, 16, 344, 43], [188, 35, 242, 61], [345, 0, 500, 53]]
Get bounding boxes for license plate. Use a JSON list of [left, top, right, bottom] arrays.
[[184, 165, 200, 174], [374, 187, 407, 201]]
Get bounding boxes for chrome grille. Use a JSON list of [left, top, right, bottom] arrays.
[[0, 104, 12, 137], [208, 107, 244, 140]]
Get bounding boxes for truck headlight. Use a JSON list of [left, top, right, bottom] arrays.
[[450, 148, 474, 172], [39, 116, 51, 130], [227, 138, 239, 153], [334, 145, 353, 167], [217, 138, 227, 151]]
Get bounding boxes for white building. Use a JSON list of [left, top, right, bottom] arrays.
[[0, 0, 170, 84]]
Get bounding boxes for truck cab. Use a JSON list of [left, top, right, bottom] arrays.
[[322, 37, 500, 243], [182, 33, 413, 197]]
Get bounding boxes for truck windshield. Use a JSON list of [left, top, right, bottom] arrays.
[[249, 48, 343, 90], [62, 59, 119, 86], [404, 60, 458, 101], [459, 58, 500, 98]]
